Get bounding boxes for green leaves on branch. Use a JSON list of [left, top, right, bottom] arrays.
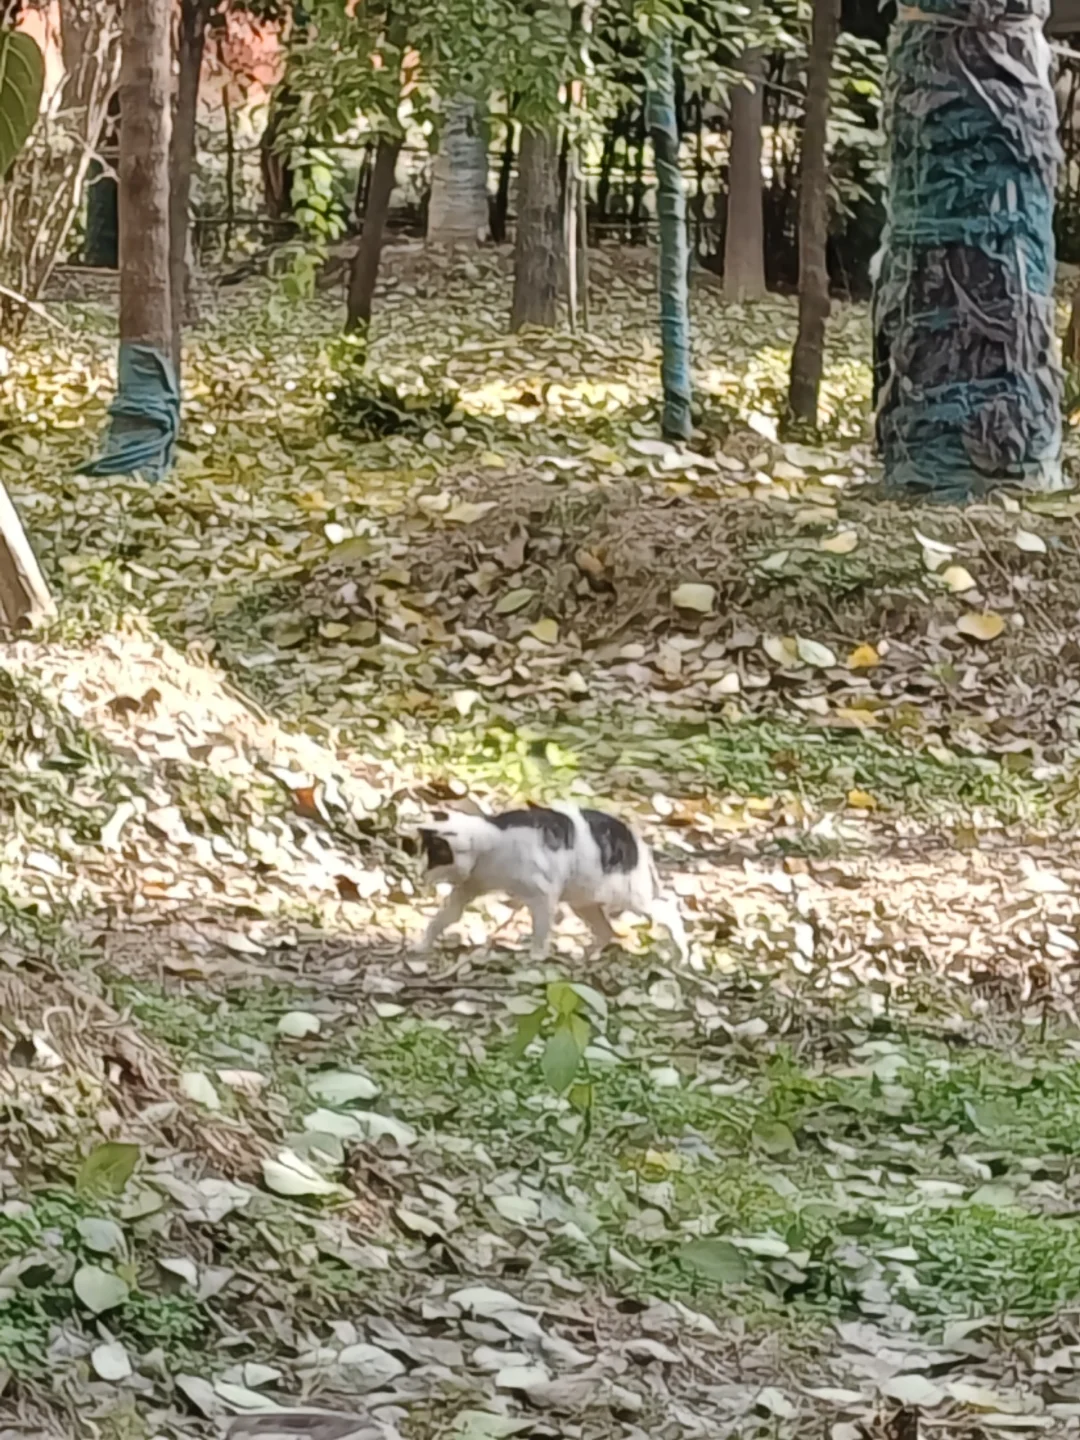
[[509, 981, 607, 1110]]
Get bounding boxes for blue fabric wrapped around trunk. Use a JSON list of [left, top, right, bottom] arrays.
[[80, 343, 179, 481], [872, 0, 1064, 500]]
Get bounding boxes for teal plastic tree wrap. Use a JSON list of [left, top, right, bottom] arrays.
[[646, 36, 693, 442], [872, 0, 1063, 501]]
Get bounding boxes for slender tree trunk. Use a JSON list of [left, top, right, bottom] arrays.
[[1066, 287, 1080, 370], [121, 0, 171, 353], [169, 0, 212, 377], [646, 37, 693, 441], [787, 0, 841, 426], [596, 110, 620, 224], [261, 84, 294, 225], [510, 126, 560, 330], [346, 136, 400, 330], [629, 105, 646, 243], [222, 38, 236, 262], [724, 48, 766, 299], [491, 116, 515, 243], [427, 95, 489, 245]]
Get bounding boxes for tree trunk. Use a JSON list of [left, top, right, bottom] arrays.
[[873, 0, 1061, 497], [80, 0, 178, 479], [490, 116, 515, 243], [646, 37, 693, 441], [724, 49, 766, 300], [260, 84, 294, 225], [1066, 287, 1080, 370], [346, 136, 400, 330], [510, 126, 560, 330], [84, 92, 120, 268], [169, 0, 212, 377], [786, 0, 841, 427], [427, 96, 489, 246], [0, 481, 53, 633]]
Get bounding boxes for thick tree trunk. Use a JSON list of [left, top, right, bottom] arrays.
[[646, 37, 693, 441], [427, 96, 489, 246], [169, 0, 212, 377], [787, 0, 841, 427], [873, 0, 1061, 497], [724, 50, 766, 300], [120, 0, 171, 354], [346, 136, 400, 330], [510, 126, 560, 330]]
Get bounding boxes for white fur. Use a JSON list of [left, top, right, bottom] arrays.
[[415, 803, 687, 962]]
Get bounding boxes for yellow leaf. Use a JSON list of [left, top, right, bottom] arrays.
[[763, 635, 799, 667], [528, 618, 559, 645], [956, 611, 1005, 642], [671, 582, 716, 613], [446, 500, 498, 524], [941, 564, 976, 593], [820, 530, 858, 555], [847, 643, 880, 670], [478, 450, 506, 469], [795, 636, 837, 668], [847, 789, 877, 810], [835, 707, 880, 728]]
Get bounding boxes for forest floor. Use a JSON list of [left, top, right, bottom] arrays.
[[4, 244, 1080, 1440]]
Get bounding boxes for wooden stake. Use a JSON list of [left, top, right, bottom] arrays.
[[0, 481, 54, 632]]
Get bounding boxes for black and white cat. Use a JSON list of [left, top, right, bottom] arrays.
[[416, 803, 688, 961]]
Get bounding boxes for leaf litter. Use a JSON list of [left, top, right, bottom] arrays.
[[1, 248, 1080, 1435]]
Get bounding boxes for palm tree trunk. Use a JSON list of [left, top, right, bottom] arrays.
[[510, 126, 560, 330], [787, 0, 841, 426], [646, 37, 692, 441]]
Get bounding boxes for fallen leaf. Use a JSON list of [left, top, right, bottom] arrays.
[[91, 1341, 132, 1381], [820, 530, 858, 554], [796, 636, 837, 668], [940, 564, 976, 592], [1014, 528, 1047, 553], [73, 1265, 129, 1314], [956, 611, 1005, 642], [671, 582, 716, 613], [528, 618, 559, 644], [847, 643, 880, 669], [277, 1010, 321, 1039]]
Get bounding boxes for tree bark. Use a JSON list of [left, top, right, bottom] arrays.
[[346, 136, 400, 330], [427, 96, 489, 246], [646, 37, 693, 441], [169, 0, 212, 377], [510, 125, 560, 330], [724, 49, 766, 300], [119, 0, 171, 354], [1065, 287, 1080, 369], [787, 0, 841, 427], [260, 84, 294, 224], [490, 117, 515, 243]]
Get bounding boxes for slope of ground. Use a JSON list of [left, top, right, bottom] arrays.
[[1, 248, 1080, 1439]]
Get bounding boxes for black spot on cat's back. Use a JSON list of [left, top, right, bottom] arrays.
[[582, 809, 639, 872], [491, 808, 575, 850]]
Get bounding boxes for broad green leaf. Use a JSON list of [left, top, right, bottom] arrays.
[[752, 1117, 797, 1155], [0, 32, 43, 177], [678, 1239, 749, 1283], [76, 1142, 140, 1197], [542, 1025, 583, 1093], [508, 1005, 546, 1059], [73, 1264, 129, 1314]]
